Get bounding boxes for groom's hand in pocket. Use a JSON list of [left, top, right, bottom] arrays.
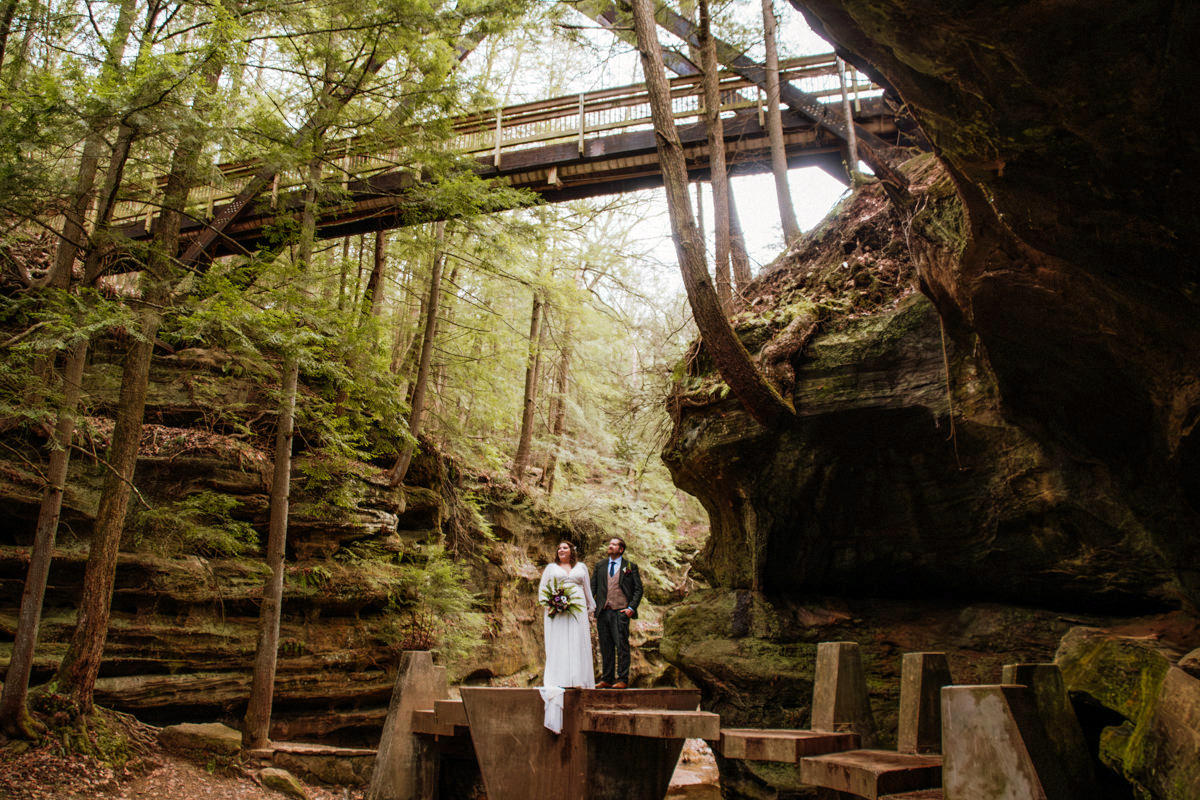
[[621, 608, 633, 618]]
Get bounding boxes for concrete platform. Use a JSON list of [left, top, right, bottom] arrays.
[[460, 687, 703, 800], [799, 749, 942, 799], [719, 728, 859, 762], [582, 709, 721, 740]]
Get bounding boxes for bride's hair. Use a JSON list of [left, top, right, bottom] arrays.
[[554, 540, 578, 566]]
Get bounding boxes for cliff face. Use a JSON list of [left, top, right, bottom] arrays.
[[665, 158, 1180, 612], [661, 152, 1199, 796], [0, 347, 676, 744], [662, 1, 1200, 790], [789, 0, 1200, 600]]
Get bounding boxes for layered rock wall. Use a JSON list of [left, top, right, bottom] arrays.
[[0, 348, 621, 744]]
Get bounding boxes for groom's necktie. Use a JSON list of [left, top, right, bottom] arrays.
[[609, 561, 616, 577]]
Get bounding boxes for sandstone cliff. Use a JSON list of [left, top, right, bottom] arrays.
[[0, 345, 679, 745], [661, 154, 1199, 798]]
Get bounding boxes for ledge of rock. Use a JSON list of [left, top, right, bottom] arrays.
[[1057, 626, 1200, 800], [158, 721, 242, 755]]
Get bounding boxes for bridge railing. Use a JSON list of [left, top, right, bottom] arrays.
[[108, 54, 880, 232]]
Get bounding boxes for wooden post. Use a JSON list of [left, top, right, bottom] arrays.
[[493, 108, 503, 168], [578, 92, 586, 155], [367, 651, 448, 800]]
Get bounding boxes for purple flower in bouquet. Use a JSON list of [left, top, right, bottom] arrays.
[[539, 578, 583, 618]]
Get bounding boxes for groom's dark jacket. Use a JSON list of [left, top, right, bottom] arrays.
[[591, 557, 644, 619]]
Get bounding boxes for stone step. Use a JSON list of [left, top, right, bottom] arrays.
[[880, 791, 943, 800], [581, 709, 721, 740], [799, 749, 942, 800], [243, 740, 378, 787], [720, 728, 860, 762]]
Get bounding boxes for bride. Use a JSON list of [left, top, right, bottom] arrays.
[[538, 541, 595, 731]]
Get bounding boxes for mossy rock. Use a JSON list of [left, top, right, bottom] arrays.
[[158, 721, 242, 755], [1056, 627, 1200, 799]]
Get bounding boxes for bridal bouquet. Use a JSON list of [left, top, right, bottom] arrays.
[[539, 579, 583, 618]]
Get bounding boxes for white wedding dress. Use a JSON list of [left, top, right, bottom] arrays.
[[538, 562, 596, 732]]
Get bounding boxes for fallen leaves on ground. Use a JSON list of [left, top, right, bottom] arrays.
[[0, 740, 364, 800]]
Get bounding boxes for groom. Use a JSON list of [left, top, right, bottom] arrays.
[[591, 536, 643, 688]]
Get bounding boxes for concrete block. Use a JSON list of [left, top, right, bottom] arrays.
[[367, 651, 448, 800], [941, 685, 1072, 800], [1000, 663, 1096, 794], [582, 709, 720, 740], [719, 728, 859, 762], [799, 749, 941, 799], [812, 641, 878, 746], [898, 653, 952, 754]]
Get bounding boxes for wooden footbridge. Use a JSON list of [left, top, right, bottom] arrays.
[[342, 645, 1095, 800], [110, 54, 911, 259]]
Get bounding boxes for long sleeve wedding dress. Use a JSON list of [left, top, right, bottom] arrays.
[[538, 561, 596, 732]]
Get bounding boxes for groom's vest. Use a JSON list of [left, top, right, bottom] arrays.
[[604, 564, 628, 611]]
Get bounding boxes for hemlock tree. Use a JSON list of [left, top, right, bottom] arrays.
[[629, 0, 793, 427], [760, 0, 801, 243], [43, 0, 531, 719]]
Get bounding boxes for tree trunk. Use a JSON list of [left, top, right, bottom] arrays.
[[836, 56, 860, 180], [44, 0, 138, 289], [0, 104, 140, 730], [699, 0, 732, 311], [390, 288, 423, 376], [728, 188, 753, 291], [53, 277, 166, 714], [242, 355, 299, 749], [0, 0, 18, 76], [389, 222, 447, 487], [630, 0, 793, 427], [0, 339, 87, 737], [52, 55, 224, 715], [360, 230, 388, 321], [539, 333, 572, 496], [337, 237, 350, 311], [511, 294, 545, 482], [430, 263, 461, 420], [760, 0, 801, 243], [243, 151, 320, 748]]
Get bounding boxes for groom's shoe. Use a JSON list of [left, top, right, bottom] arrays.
[[596, 681, 612, 689], [612, 681, 628, 689]]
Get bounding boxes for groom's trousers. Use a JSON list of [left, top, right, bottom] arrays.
[[597, 608, 631, 683]]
